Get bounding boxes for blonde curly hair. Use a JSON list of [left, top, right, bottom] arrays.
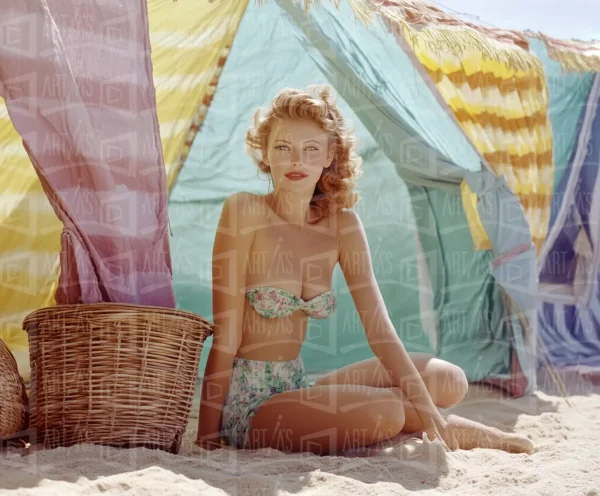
[[245, 84, 363, 223]]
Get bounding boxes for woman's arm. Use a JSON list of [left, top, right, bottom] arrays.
[[196, 192, 255, 449], [338, 210, 452, 448]]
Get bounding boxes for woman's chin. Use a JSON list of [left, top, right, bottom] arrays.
[[279, 183, 315, 192]]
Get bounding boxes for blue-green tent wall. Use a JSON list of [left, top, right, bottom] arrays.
[[168, 1, 537, 393]]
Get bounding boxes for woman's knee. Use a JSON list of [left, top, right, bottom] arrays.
[[436, 363, 469, 408]]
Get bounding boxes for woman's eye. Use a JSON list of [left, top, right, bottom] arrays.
[[274, 145, 319, 152]]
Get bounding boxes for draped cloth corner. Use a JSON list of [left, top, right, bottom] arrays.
[[0, 0, 175, 308]]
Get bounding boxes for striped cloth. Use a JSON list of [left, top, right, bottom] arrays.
[[407, 33, 554, 256], [537, 74, 600, 371], [530, 32, 600, 73], [378, 4, 554, 257], [0, 0, 246, 378], [148, 0, 246, 188], [0, 0, 175, 307]]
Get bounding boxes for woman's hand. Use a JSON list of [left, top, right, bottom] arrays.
[[423, 415, 459, 452]]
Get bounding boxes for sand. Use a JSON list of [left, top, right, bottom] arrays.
[[1, 367, 599, 496]]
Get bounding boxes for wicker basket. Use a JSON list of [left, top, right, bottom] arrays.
[[0, 338, 28, 439], [23, 303, 213, 454]]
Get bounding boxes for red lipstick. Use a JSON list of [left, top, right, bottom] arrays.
[[285, 172, 307, 181]]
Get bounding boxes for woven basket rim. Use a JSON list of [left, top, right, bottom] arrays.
[[0, 338, 20, 372], [23, 302, 213, 331]]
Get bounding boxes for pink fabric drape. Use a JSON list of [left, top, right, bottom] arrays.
[[0, 0, 175, 308]]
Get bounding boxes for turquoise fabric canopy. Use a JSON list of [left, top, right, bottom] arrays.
[[168, 1, 537, 394], [528, 38, 595, 191]]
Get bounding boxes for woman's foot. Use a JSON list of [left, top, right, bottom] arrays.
[[446, 414, 534, 454]]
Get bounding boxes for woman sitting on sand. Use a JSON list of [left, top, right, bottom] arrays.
[[196, 85, 534, 455]]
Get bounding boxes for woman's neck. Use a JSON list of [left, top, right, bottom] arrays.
[[267, 191, 314, 226]]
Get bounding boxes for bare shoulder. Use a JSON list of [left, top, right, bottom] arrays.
[[336, 208, 363, 235], [224, 191, 260, 210], [220, 191, 263, 235], [335, 209, 366, 261]]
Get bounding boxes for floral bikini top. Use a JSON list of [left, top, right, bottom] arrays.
[[246, 286, 337, 319]]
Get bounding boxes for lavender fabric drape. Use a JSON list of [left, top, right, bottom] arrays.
[[0, 0, 175, 307]]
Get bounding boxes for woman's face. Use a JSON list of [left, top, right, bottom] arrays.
[[264, 118, 334, 192]]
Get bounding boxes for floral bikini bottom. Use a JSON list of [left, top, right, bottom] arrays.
[[219, 356, 313, 449]]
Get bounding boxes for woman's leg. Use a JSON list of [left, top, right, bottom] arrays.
[[314, 353, 469, 408], [245, 383, 407, 454], [314, 354, 534, 454], [444, 413, 534, 453], [389, 387, 534, 454]]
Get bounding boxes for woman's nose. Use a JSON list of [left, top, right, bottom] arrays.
[[291, 147, 301, 165]]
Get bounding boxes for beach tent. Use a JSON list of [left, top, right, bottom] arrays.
[[166, 0, 545, 397], [529, 36, 600, 376], [1, 0, 561, 397]]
